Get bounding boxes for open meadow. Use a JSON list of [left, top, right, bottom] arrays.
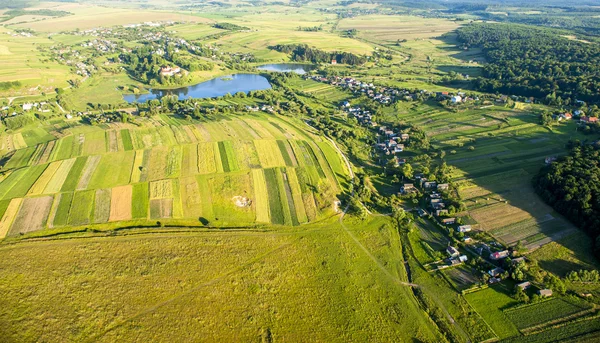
[[0, 216, 443, 342]]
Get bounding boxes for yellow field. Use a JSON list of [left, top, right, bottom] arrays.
[[197, 143, 217, 174], [337, 15, 460, 43], [251, 169, 270, 223], [43, 158, 76, 194], [109, 185, 132, 221], [28, 161, 61, 196], [254, 140, 286, 168], [11, 3, 210, 32], [0, 198, 23, 239], [180, 176, 202, 218]]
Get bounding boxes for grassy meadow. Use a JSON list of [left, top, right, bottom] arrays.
[[0, 216, 443, 342]]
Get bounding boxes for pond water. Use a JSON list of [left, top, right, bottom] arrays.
[[123, 74, 272, 103], [257, 63, 316, 74]]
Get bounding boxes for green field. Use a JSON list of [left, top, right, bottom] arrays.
[[0, 216, 444, 342]]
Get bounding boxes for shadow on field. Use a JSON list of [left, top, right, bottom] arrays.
[[430, 108, 598, 267]]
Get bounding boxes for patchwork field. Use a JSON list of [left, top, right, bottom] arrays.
[[391, 101, 583, 250], [0, 114, 349, 235]]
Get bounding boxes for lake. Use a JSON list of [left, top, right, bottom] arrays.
[[123, 74, 272, 103], [257, 63, 316, 74]]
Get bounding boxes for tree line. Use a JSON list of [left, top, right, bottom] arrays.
[[533, 142, 600, 259]]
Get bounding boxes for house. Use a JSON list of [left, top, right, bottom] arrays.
[[436, 209, 449, 217], [430, 198, 444, 209], [581, 116, 599, 124], [402, 183, 415, 193], [417, 208, 429, 217], [441, 217, 456, 225], [538, 289, 553, 297], [400, 133, 410, 141], [516, 281, 531, 291], [22, 103, 34, 111], [490, 250, 509, 260], [331, 59, 337, 65], [423, 181, 437, 189], [560, 113, 572, 120], [446, 246, 459, 257], [488, 267, 504, 277], [459, 255, 468, 262], [462, 237, 473, 244], [437, 183, 449, 191], [457, 225, 472, 233], [65, 114, 73, 119], [160, 66, 181, 76], [489, 277, 502, 284], [545, 156, 557, 164], [451, 95, 462, 103], [574, 110, 584, 116]]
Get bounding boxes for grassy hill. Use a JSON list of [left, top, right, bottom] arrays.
[[0, 113, 350, 238]]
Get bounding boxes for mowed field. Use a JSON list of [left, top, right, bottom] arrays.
[[9, 3, 210, 32], [0, 216, 443, 342], [337, 15, 460, 43], [391, 101, 585, 250], [0, 113, 350, 236]]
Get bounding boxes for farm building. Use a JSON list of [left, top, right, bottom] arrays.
[[538, 289, 553, 297], [459, 255, 468, 262], [516, 281, 531, 290], [437, 183, 449, 191], [463, 237, 473, 244], [490, 250, 509, 260]]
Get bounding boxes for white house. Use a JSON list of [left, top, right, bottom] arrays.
[[451, 95, 462, 103]]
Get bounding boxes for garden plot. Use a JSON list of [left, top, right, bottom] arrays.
[[150, 198, 173, 219], [181, 144, 199, 177], [251, 169, 270, 223], [68, 190, 95, 226], [10, 196, 53, 234], [180, 177, 202, 218], [109, 185, 132, 221], [93, 188, 112, 223], [255, 140, 286, 168], [132, 182, 149, 219], [76, 155, 101, 190], [43, 158, 76, 194], [87, 151, 135, 189], [28, 161, 62, 196], [0, 198, 23, 238], [197, 142, 217, 174], [150, 179, 173, 199]]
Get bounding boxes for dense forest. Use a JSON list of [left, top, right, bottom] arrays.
[[456, 23, 600, 105], [534, 143, 600, 258], [270, 44, 367, 65]]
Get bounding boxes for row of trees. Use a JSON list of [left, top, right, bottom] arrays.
[[456, 23, 600, 105]]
